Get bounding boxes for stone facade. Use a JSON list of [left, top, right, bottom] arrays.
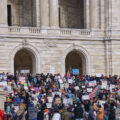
[[0, 0, 120, 76]]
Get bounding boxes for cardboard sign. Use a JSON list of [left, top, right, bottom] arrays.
[[87, 88, 93, 93], [82, 95, 90, 100], [102, 81, 107, 89], [81, 86, 86, 89], [46, 103, 52, 108], [19, 77, 25, 84], [0, 81, 7, 87], [47, 97, 53, 103], [34, 87, 39, 92], [68, 98, 73, 105], [68, 79, 73, 84], [110, 84, 115, 92], [63, 98, 68, 105]]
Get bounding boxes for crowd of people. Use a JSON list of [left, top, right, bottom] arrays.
[[0, 72, 120, 120]]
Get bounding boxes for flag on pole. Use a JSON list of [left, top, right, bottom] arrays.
[[89, 86, 98, 99]]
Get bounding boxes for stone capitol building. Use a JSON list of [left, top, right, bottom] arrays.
[[0, 0, 120, 76]]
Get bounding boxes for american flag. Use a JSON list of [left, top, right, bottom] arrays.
[[89, 86, 98, 99]]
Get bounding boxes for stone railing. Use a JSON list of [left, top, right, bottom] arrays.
[[60, 28, 91, 37], [7, 26, 91, 37], [8, 27, 41, 34]]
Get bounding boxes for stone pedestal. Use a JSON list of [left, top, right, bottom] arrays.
[[0, 89, 6, 111]]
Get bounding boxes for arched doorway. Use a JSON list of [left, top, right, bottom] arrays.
[[14, 48, 36, 74], [65, 50, 86, 75]]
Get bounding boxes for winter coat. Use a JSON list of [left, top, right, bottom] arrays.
[[16, 105, 26, 120], [74, 105, 83, 119], [109, 107, 116, 120], [97, 108, 104, 120], [0, 109, 4, 120], [88, 107, 95, 120], [61, 108, 71, 120]]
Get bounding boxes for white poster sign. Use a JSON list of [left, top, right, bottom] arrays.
[[110, 84, 115, 92], [82, 95, 90, 100], [87, 88, 93, 93], [47, 97, 53, 103], [46, 103, 52, 108], [102, 81, 108, 89]]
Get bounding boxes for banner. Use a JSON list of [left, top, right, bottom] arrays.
[[72, 69, 79, 75], [0, 75, 7, 81]]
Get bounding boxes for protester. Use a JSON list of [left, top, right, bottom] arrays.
[[0, 72, 119, 120]]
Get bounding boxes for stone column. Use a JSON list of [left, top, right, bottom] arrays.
[[50, 0, 59, 28], [0, 0, 8, 26], [40, 0, 49, 29], [35, 0, 40, 27], [84, 0, 90, 29], [90, 0, 99, 29], [100, 0, 105, 29]]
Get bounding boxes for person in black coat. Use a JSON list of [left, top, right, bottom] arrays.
[[74, 102, 84, 120], [109, 103, 116, 120]]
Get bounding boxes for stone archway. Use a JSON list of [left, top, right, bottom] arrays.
[[10, 44, 40, 75], [65, 50, 84, 74], [62, 45, 91, 76], [14, 49, 35, 74]]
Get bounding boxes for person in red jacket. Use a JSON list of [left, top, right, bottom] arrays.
[[0, 109, 4, 120]]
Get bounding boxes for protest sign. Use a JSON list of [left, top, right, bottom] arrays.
[[19, 77, 26, 84], [24, 83, 28, 90], [0, 81, 7, 87], [68, 79, 73, 84], [68, 98, 73, 105], [102, 81, 107, 89], [63, 98, 68, 105], [110, 84, 115, 92], [0, 75, 7, 81], [72, 69, 79, 75], [89, 80, 97, 87], [47, 97, 53, 103], [46, 103, 52, 108], [81, 85, 86, 89], [87, 88, 93, 93], [82, 95, 90, 100], [55, 97, 61, 104]]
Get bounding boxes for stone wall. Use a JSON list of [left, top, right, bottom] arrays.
[[0, 37, 106, 75]]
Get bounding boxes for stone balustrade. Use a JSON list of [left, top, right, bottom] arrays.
[[6, 26, 91, 37]]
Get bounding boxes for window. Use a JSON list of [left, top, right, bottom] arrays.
[[7, 5, 12, 26]]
